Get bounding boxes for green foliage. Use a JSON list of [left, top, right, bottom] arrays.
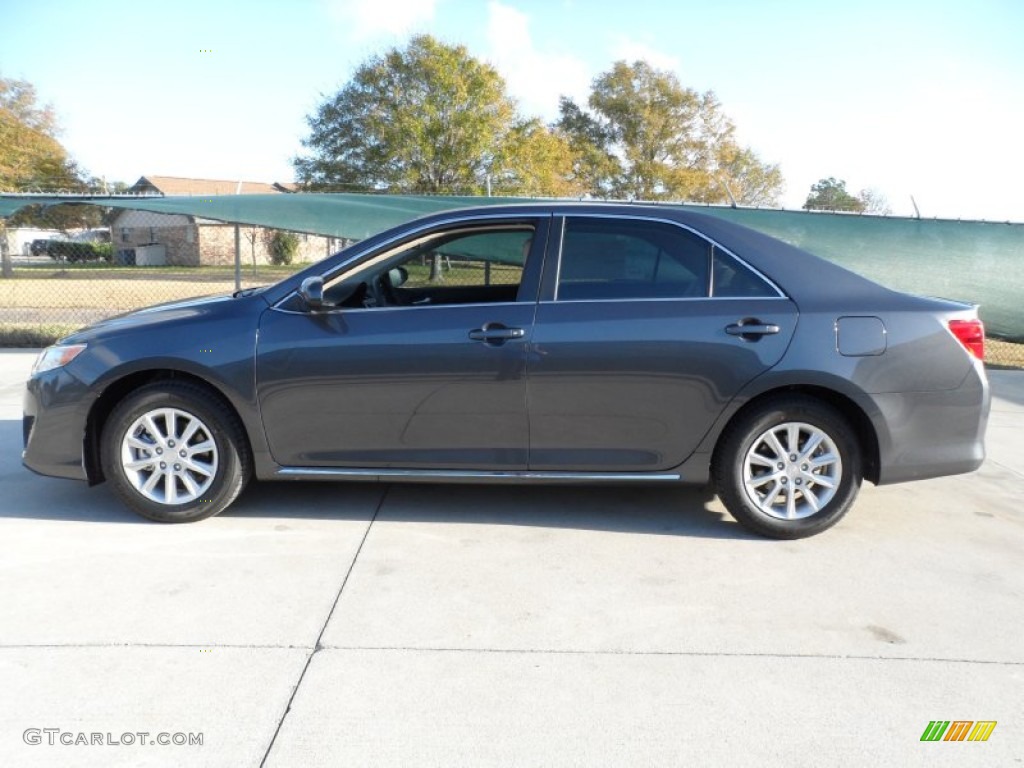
[[491, 119, 585, 197], [803, 177, 866, 212], [0, 323, 80, 348], [294, 35, 517, 194], [1, 74, 112, 233], [0, 74, 82, 193], [267, 230, 300, 265], [45, 240, 111, 263], [556, 61, 783, 205]]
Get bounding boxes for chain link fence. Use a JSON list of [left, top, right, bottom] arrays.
[[0, 205, 353, 345], [1, 201, 1022, 368]]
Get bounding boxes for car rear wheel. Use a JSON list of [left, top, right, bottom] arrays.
[[101, 382, 250, 522], [713, 396, 862, 539]]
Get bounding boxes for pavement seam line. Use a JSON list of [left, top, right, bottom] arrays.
[[987, 457, 1024, 481], [257, 485, 388, 768], [317, 645, 1024, 666]]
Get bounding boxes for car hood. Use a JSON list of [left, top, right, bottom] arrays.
[[62, 292, 266, 343]]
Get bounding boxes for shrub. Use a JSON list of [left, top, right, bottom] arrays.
[[46, 240, 110, 263], [0, 323, 81, 347], [267, 230, 300, 266]]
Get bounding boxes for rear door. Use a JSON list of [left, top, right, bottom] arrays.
[[527, 214, 798, 471]]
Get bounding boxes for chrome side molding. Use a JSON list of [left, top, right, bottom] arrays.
[[276, 467, 681, 482]]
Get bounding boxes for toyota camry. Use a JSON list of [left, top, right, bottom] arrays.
[[22, 203, 990, 538]]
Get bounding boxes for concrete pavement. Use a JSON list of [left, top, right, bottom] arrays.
[[0, 349, 1021, 766]]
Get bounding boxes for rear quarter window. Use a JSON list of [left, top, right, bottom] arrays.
[[711, 250, 781, 298]]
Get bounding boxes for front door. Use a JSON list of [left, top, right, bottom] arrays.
[[256, 220, 547, 470]]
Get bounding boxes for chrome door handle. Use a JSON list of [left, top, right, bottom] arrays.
[[468, 324, 525, 343], [726, 321, 780, 338]]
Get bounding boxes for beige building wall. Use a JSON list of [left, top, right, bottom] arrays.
[[108, 210, 339, 267], [199, 224, 332, 266], [111, 211, 199, 266]]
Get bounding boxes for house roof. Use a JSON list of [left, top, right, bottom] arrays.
[[129, 175, 295, 196]]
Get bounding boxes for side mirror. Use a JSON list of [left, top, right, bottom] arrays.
[[388, 266, 408, 288], [299, 276, 324, 311]]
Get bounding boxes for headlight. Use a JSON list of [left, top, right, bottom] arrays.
[[32, 343, 87, 375]]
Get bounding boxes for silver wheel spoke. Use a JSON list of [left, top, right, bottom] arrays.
[[187, 439, 215, 457], [785, 488, 797, 519], [142, 414, 163, 442], [180, 420, 201, 446], [747, 469, 783, 489], [803, 486, 822, 512], [142, 470, 162, 495], [761, 481, 784, 508], [765, 431, 786, 459], [748, 452, 776, 468], [807, 472, 835, 489], [165, 472, 177, 504], [810, 453, 837, 469], [183, 458, 214, 478], [180, 473, 200, 497], [126, 435, 154, 451], [799, 433, 824, 461], [786, 424, 799, 454]]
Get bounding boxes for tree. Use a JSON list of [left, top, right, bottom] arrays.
[[265, 229, 300, 265], [491, 119, 586, 198], [0, 74, 81, 192], [856, 187, 892, 215], [0, 75, 105, 276], [294, 35, 518, 194], [556, 61, 783, 205], [802, 177, 866, 212], [555, 97, 620, 198]]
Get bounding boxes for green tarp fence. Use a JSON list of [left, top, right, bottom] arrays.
[[2, 193, 1022, 340]]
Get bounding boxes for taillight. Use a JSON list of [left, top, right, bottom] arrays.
[[949, 319, 984, 360]]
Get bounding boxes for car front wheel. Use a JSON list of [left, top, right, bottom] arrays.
[[101, 382, 251, 522], [713, 395, 862, 539]]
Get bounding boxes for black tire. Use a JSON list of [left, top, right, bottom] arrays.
[[713, 395, 862, 539], [101, 381, 251, 523]]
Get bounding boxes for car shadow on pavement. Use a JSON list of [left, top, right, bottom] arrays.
[[6, 418, 757, 539], [224, 479, 758, 541]]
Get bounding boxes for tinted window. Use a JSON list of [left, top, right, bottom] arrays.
[[711, 249, 780, 298], [325, 225, 532, 308], [557, 218, 710, 300], [397, 229, 528, 290]]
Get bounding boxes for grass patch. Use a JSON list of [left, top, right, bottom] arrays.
[[0, 323, 81, 348], [14, 263, 305, 277], [1, 277, 240, 309]]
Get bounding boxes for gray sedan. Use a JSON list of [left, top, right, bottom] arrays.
[[22, 204, 989, 538]]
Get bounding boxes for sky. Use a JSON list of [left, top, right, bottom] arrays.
[[2, 0, 1022, 221]]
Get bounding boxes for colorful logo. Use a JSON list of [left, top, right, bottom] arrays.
[[921, 721, 997, 742]]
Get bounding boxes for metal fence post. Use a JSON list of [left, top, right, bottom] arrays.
[[0, 223, 12, 278], [234, 224, 241, 291]]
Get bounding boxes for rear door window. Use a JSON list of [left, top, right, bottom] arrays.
[[557, 217, 711, 301]]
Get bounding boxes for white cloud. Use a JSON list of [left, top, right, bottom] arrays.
[[323, 0, 437, 41], [609, 37, 681, 73], [484, 1, 590, 121]]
